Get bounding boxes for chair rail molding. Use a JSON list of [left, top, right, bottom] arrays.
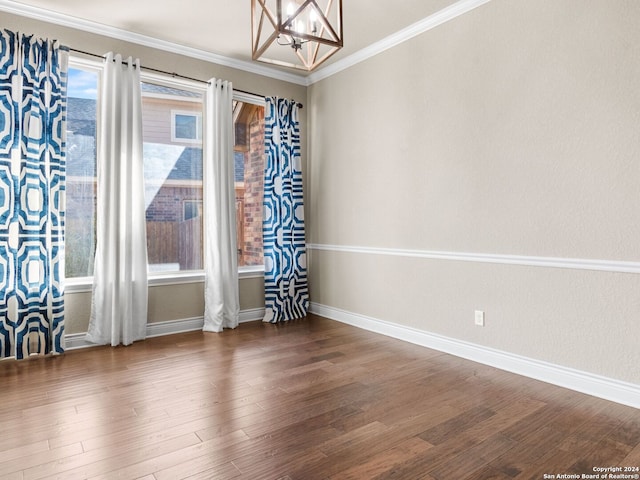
[[306, 243, 640, 274]]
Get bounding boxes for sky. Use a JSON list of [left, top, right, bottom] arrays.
[[67, 68, 98, 99]]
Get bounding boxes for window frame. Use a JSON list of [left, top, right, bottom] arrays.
[[64, 57, 265, 293], [233, 91, 266, 277], [141, 72, 206, 276], [171, 110, 202, 143], [65, 56, 101, 290]]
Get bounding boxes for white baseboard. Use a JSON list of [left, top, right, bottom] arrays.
[[65, 308, 265, 351], [309, 302, 640, 409], [239, 308, 266, 324], [146, 316, 205, 338]]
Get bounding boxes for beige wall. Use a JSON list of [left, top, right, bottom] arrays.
[[2, 11, 304, 334], [5, 3, 639, 386], [307, 0, 640, 384]]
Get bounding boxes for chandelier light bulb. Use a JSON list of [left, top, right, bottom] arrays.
[[309, 9, 318, 34]]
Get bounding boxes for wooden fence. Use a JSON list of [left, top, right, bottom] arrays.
[[147, 186, 247, 270]]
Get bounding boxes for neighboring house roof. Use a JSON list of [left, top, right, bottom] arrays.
[[166, 147, 203, 181], [66, 96, 245, 183], [67, 98, 97, 177], [164, 148, 245, 183], [67, 97, 96, 136]]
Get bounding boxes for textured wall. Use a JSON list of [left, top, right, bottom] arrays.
[[307, 0, 640, 383]]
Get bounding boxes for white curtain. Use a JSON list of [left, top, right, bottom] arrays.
[[203, 78, 239, 332], [86, 53, 148, 346]]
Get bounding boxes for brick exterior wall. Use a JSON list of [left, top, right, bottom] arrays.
[[145, 186, 202, 223], [241, 106, 265, 267], [146, 185, 203, 269]]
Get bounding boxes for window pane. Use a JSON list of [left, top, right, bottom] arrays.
[[233, 101, 265, 267], [142, 83, 204, 272], [66, 67, 98, 278], [174, 113, 199, 140]]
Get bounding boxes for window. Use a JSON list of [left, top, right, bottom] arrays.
[[65, 63, 99, 278], [183, 200, 202, 221], [64, 57, 264, 282], [171, 111, 202, 143], [233, 96, 265, 268], [142, 80, 205, 273]]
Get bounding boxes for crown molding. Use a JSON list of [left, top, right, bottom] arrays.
[[308, 0, 492, 84], [1, 0, 493, 87], [0, 0, 309, 86]]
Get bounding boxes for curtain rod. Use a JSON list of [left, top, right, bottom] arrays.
[[68, 48, 303, 108]]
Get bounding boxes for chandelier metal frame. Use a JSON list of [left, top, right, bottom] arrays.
[[251, 0, 343, 71]]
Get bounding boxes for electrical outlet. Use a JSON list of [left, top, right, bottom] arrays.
[[474, 310, 485, 327]]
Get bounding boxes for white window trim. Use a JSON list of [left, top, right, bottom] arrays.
[[238, 265, 265, 279], [64, 59, 266, 287], [233, 90, 266, 107], [66, 268, 264, 293], [66, 57, 101, 287], [232, 90, 266, 278], [69, 56, 103, 75], [66, 272, 206, 293]]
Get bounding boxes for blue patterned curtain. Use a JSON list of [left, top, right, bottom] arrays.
[[263, 98, 308, 323], [0, 30, 68, 359]]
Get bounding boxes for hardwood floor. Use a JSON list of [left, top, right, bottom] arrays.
[[1, 314, 639, 479]]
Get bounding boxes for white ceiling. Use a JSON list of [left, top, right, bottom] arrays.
[[1, 0, 470, 80]]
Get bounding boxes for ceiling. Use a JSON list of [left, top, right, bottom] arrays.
[[1, 0, 466, 80]]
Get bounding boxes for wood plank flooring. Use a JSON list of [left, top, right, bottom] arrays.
[[1, 314, 639, 479]]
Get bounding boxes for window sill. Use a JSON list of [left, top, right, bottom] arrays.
[[65, 267, 264, 294], [149, 271, 206, 286], [238, 265, 266, 279]]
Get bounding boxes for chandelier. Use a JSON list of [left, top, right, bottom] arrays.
[[251, 0, 343, 71]]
